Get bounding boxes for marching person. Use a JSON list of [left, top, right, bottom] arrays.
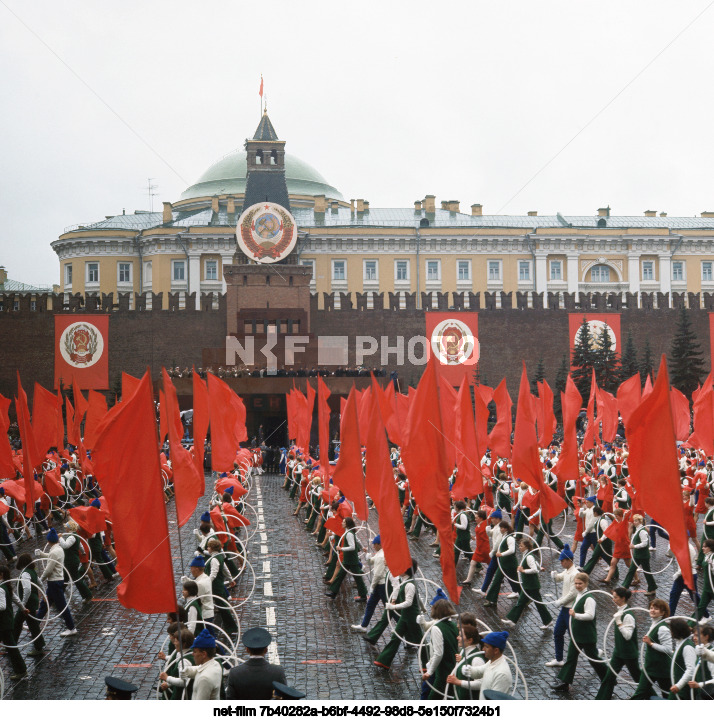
[[622, 514, 657, 595], [461, 509, 489, 587], [445, 617, 485, 699], [689, 624, 714, 699], [325, 517, 369, 602], [483, 521, 520, 607], [205, 538, 238, 636], [502, 537, 553, 630], [578, 497, 599, 569], [418, 595, 459, 700], [180, 628, 223, 699], [0, 563, 27, 680], [668, 618, 696, 699], [545, 544, 579, 668], [667, 538, 699, 616], [455, 631, 512, 699], [181, 555, 215, 633], [35, 528, 76, 636], [631, 598, 673, 699], [158, 625, 195, 700], [351, 535, 386, 633], [452, 501, 471, 567], [12, 553, 47, 658]]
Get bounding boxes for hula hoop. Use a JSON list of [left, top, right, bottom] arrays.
[[1, 578, 50, 649], [329, 523, 374, 579], [384, 574, 442, 648], [600, 605, 651, 688], [495, 531, 535, 587], [632, 525, 674, 576], [32, 551, 76, 621], [565, 588, 612, 665], [514, 545, 562, 608]]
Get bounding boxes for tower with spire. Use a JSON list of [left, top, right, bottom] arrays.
[[242, 110, 291, 212]]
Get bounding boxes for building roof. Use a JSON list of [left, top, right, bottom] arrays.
[[252, 112, 279, 141], [0, 277, 55, 292]]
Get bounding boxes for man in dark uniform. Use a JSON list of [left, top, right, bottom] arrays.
[[105, 675, 139, 700], [226, 627, 287, 700]]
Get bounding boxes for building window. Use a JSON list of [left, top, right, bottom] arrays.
[[550, 260, 562, 281], [64, 264, 73, 287], [205, 260, 217, 280], [143, 260, 152, 285], [172, 260, 185, 281], [591, 264, 610, 282], [118, 262, 131, 283], [426, 260, 440, 281], [672, 261, 684, 281], [364, 260, 377, 281], [488, 260, 501, 281], [13, 300, 19, 311], [332, 260, 346, 281], [642, 261, 654, 281], [518, 261, 531, 282], [703, 262, 713, 282], [86, 262, 99, 284], [395, 260, 409, 281], [457, 260, 471, 281]]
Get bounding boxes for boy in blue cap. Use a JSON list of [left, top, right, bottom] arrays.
[[180, 628, 223, 699], [455, 630, 512, 699], [545, 544, 578, 668], [35, 528, 76, 636], [351, 534, 386, 633]]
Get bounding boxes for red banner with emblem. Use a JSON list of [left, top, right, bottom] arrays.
[[710, 313, 714, 368], [568, 313, 621, 355], [54, 315, 109, 390], [424, 312, 479, 387]]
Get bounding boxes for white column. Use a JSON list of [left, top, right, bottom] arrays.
[[566, 255, 579, 294], [660, 255, 672, 302], [221, 254, 234, 293], [535, 254, 548, 294], [627, 253, 640, 293], [188, 253, 201, 309]]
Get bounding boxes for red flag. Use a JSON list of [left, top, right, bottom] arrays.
[[452, 378, 483, 499], [375, 380, 402, 447], [489, 379, 512, 459], [332, 387, 368, 521], [402, 359, 460, 603], [317, 376, 331, 482], [595, 386, 618, 442], [536, 380, 557, 448], [78, 440, 95, 477], [42, 466, 65, 497], [356, 385, 372, 447], [642, 374, 653, 398], [512, 363, 567, 522], [92, 371, 176, 613], [16, 373, 41, 515], [122, 372, 141, 399], [553, 376, 582, 483], [365, 388, 412, 578], [84, 390, 108, 450], [625, 356, 694, 591], [32, 383, 61, 454], [56, 389, 65, 447], [158, 389, 168, 449], [259, 75, 264, 97], [688, 371, 714, 455], [72, 376, 88, 444], [473, 384, 491, 461], [0, 395, 16, 480], [438, 375, 458, 472], [617, 374, 642, 427], [68, 504, 107, 535], [207, 372, 248, 472], [192, 370, 209, 482], [669, 387, 691, 442], [323, 515, 344, 537], [65, 396, 78, 446], [163, 369, 204, 527], [297, 383, 315, 453], [583, 369, 597, 450], [286, 389, 299, 442]]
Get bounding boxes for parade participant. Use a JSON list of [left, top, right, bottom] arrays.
[[667, 538, 699, 616], [495, 474, 512, 515], [457, 631, 512, 699], [483, 521, 520, 607], [366, 559, 422, 670], [452, 501, 471, 567], [502, 537, 553, 629], [698, 497, 714, 568], [226, 627, 287, 700], [613, 478, 630, 510], [351, 535, 386, 632], [182, 580, 203, 635], [85, 500, 116, 582], [445, 618, 485, 699], [602, 508, 631, 585], [35, 528, 76, 636], [104, 676, 139, 700], [158, 625, 195, 700], [61, 520, 93, 601], [696, 538, 714, 619], [648, 517, 669, 550], [205, 539, 238, 636], [668, 618, 696, 699], [594, 587, 640, 699], [325, 517, 369, 601], [181, 555, 215, 631], [180, 628, 223, 700], [193, 512, 215, 554], [689, 624, 714, 698], [578, 497, 598, 569], [622, 514, 657, 595], [545, 544, 578, 668], [552, 572, 606, 691], [582, 506, 613, 579], [12, 553, 46, 657], [0, 563, 27, 680], [418, 596, 458, 700], [461, 509, 489, 586], [474, 509, 504, 596], [631, 598, 673, 699], [682, 489, 699, 550], [0, 491, 17, 564]]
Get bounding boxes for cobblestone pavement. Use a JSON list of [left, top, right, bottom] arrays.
[[1, 472, 700, 700]]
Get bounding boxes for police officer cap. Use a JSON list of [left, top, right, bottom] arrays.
[[273, 681, 306, 700], [242, 626, 272, 648], [482, 689, 515, 700], [200, 511, 211, 523], [105, 675, 138, 699]]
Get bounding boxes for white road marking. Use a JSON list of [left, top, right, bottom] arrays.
[[264, 581, 273, 597], [261, 544, 269, 554]]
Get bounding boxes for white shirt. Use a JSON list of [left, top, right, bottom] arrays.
[[571, 591, 596, 621], [181, 572, 214, 619], [463, 654, 512, 699], [368, 548, 386, 590], [613, 605, 635, 641], [631, 525, 649, 549], [672, 639, 696, 691], [580, 506, 596, 535], [181, 658, 223, 700], [387, 575, 416, 609], [646, 619, 673, 656], [552, 565, 578, 608], [488, 525, 503, 557], [36, 544, 65, 582]]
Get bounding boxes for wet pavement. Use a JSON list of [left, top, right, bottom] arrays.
[[1, 472, 697, 700]]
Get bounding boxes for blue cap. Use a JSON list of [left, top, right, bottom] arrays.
[[586, 495, 597, 503], [490, 509, 502, 519], [200, 511, 211, 523], [597, 470, 605, 477], [559, 544, 574, 561], [90, 498, 101, 508], [482, 631, 509, 650], [699, 461, 706, 467], [430, 588, 449, 606], [225, 486, 235, 495], [191, 629, 216, 649], [190, 556, 205, 568], [372, 535, 381, 545], [47, 528, 59, 543], [219, 472, 228, 478]]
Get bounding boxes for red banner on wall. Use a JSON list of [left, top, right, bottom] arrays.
[[54, 315, 109, 390], [568, 313, 621, 354], [710, 313, 714, 369], [425, 312, 479, 387]]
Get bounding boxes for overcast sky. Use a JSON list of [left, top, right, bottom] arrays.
[[2, 0, 714, 285]]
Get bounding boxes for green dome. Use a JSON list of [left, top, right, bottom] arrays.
[[180, 151, 343, 201]]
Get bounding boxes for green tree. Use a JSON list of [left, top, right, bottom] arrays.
[[620, 332, 638, 380], [592, 325, 621, 393], [553, 354, 570, 422], [639, 337, 654, 387], [669, 306, 706, 398], [530, 357, 546, 394], [571, 317, 595, 400]]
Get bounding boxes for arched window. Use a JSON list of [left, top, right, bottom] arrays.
[[591, 264, 611, 282]]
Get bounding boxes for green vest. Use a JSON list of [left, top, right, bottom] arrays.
[[571, 591, 597, 645], [631, 526, 650, 562], [454, 512, 470, 547], [163, 650, 195, 700], [705, 509, 714, 540], [393, 578, 420, 638], [186, 598, 204, 634], [644, 620, 671, 678], [454, 646, 485, 700], [498, 535, 518, 574], [19, 566, 40, 611], [519, 553, 541, 591], [695, 644, 713, 686], [613, 608, 638, 659], [703, 553, 714, 594], [63, 533, 83, 570], [209, 553, 228, 598], [0, 584, 14, 632], [429, 619, 459, 698], [341, 530, 361, 566], [671, 638, 695, 699]]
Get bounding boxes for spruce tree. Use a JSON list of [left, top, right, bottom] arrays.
[[620, 332, 638, 381], [530, 357, 546, 394], [593, 325, 621, 393], [669, 306, 706, 398], [553, 354, 569, 422], [639, 338, 654, 387], [571, 317, 595, 400]]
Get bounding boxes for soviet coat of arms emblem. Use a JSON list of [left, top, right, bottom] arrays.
[[60, 322, 104, 367], [236, 202, 298, 263], [430, 319, 478, 365]]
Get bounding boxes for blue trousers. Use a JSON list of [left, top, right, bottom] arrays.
[[579, 532, 597, 568], [361, 584, 386, 627], [669, 574, 700, 616], [553, 606, 571, 661], [649, 520, 669, 548], [480, 557, 519, 594], [38, 580, 75, 630]]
